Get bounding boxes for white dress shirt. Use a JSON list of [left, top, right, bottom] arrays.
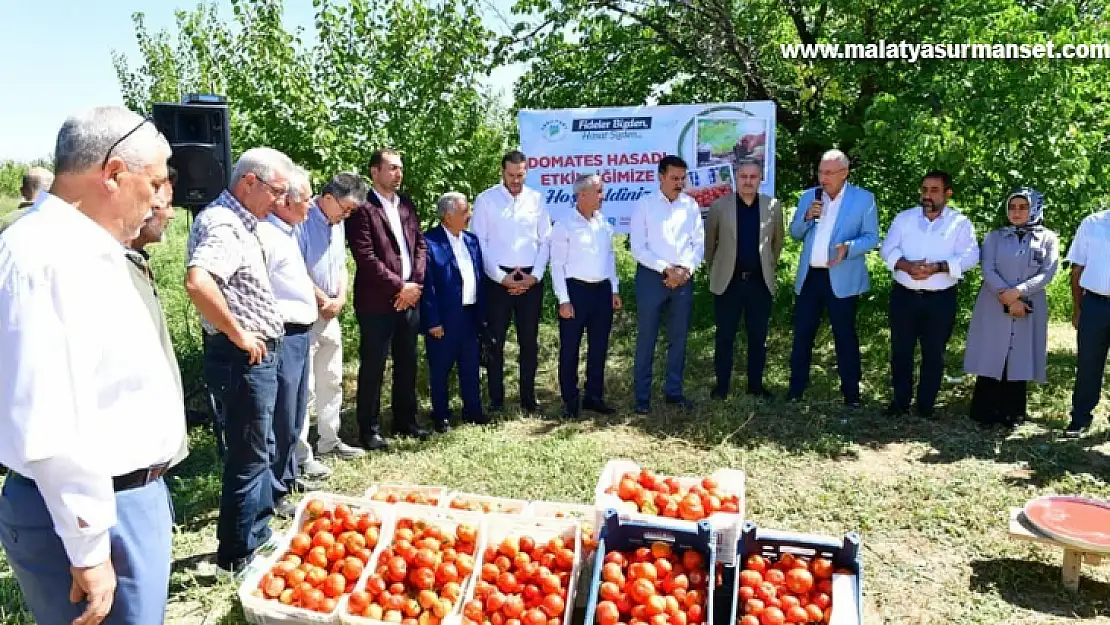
[[550, 209, 620, 304], [809, 188, 844, 267], [471, 184, 552, 283], [880, 206, 980, 291], [630, 190, 705, 273], [0, 194, 185, 567], [1066, 210, 1110, 296], [375, 190, 412, 281], [444, 228, 478, 306], [258, 214, 319, 324]]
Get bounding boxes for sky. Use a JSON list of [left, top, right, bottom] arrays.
[[0, 0, 524, 162]]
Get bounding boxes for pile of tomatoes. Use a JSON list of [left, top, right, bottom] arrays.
[[462, 532, 578, 625], [604, 470, 741, 521], [347, 518, 480, 623], [371, 489, 442, 506], [737, 553, 842, 625], [449, 495, 526, 514], [685, 184, 732, 208], [593, 542, 711, 625], [255, 499, 381, 612]]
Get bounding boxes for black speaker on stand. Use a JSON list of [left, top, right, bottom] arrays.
[[152, 94, 232, 213]]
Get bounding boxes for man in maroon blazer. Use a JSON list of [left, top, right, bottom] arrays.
[[346, 149, 429, 450]]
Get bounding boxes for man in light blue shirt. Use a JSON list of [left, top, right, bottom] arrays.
[[294, 173, 369, 475]]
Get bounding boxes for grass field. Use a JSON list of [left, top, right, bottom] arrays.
[[0, 198, 1108, 624]]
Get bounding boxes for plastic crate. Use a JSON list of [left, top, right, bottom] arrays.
[[729, 522, 863, 625], [340, 503, 488, 625], [594, 460, 745, 563], [584, 510, 718, 625], [365, 482, 452, 507], [528, 501, 599, 608], [464, 514, 582, 625], [445, 491, 532, 515], [239, 493, 396, 625]]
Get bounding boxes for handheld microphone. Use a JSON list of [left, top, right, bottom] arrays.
[[813, 187, 823, 224]]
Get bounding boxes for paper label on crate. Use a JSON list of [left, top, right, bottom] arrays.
[[829, 573, 860, 625]]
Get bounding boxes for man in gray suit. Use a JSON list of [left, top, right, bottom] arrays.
[[704, 159, 785, 399]]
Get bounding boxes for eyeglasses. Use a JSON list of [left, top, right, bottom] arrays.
[[255, 176, 289, 197], [101, 117, 154, 171]]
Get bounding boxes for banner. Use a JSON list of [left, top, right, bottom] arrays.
[[518, 101, 776, 232]]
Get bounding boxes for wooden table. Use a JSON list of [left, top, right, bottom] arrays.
[[1008, 508, 1107, 591]]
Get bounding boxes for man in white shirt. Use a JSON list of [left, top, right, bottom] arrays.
[[295, 173, 369, 475], [1064, 208, 1110, 436], [879, 171, 979, 419], [550, 174, 622, 418], [0, 106, 184, 625], [257, 168, 322, 517], [471, 150, 553, 413], [630, 155, 704, 414], [421, 192, 490, 432]]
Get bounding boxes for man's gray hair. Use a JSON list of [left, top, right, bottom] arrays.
[[21, 167, 54, 199], [321, 172, 368, 205], [230, 147, 295, 188], [437, 191, 467, 218], [820, 149, 851, 169], [286, 166, 313, 203], [735, 158, 763, 175], [54, 106, 171, 175], [573, 173, 602, 196]]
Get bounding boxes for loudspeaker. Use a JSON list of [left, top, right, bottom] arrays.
[[152, 98, 232, 211]]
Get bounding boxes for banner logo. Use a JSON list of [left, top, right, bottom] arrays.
[[540, 120, 570, 142]]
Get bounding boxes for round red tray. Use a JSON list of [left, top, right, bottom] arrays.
[[1023, 496, 1110, 553]]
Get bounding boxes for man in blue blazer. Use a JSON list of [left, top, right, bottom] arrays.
[[787, 150, 880, 406], [421, 192, 489, 432]]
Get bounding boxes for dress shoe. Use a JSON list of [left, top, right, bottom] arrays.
[[466, 413, 491, 425], [395, 425, 431, 441], [634, 402, 650, 415], [710, 387, 728, 401], [884, 403, 910, 417], [582, 398, 616, 415], [665, 395, 695, 410], [915, 406, 935, 420], [360, 432, 390, 451], [489, 403, 505, 414], [319, 442, 366, 460], [746, 387, 774, 401], [1064, 419, 1088, 438], [434, 420, 452, 434], [289, 477, 323, 494], [521, 400, 542, 414], [843, 398, 862, 410], [562, 402, 581, 419], [299, 459, 333, 479]]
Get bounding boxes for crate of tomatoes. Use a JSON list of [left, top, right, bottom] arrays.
[[461, 514, 582, 625], [526, 501, 598, 608], [239, 493, 396, 624], [730, 522, 862, 625], [594, 460, 745, 562], [585, 510, 719, 625], [445, 492, 532, 515], [366, 483, 453, 508], [340, 503, 487, 625]]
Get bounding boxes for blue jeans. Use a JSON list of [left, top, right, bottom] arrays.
[[0, 475, 174, 624], [271, 326, 311, 501], [634, 265, 694, 403], [205, 332, 280, 568], [1071, 292, 1110, 427], [788, 268, 862, 402]]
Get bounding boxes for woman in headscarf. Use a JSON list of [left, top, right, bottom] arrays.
[[964, 188, 1059, 426]]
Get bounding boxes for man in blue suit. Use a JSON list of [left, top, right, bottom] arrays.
[[421, 192, 490, 432], [787, 149, 880, 407]]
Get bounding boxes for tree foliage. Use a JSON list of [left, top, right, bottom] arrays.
[[114, 0, 512, 222], [504, 0, 1110, 241]]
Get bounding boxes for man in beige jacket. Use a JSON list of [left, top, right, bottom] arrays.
[[704, 158, 785, 400]]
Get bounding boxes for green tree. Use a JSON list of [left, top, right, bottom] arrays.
[[113, 0, 512, 221]]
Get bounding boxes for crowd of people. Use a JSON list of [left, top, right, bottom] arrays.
[[0, 104, 1108, 623]]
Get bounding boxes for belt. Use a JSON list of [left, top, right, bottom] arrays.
[[895, 283, 957, 296], [284, 322, 313, 334], [499, 266, 534, 275], [568, 278, 609, 288], [734, 271, 756, 281], [11, 461, 170, 493], [1087, 290, 1110, 301]]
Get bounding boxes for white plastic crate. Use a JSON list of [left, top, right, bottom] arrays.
[[365, 482, 453, 507], [463, 514, 582, 625], [339, 503, 488, 625], [444, 491, 532, 515], [238, 492, 395, 625], [593, 459, 745, 563], [527, 501, 598, 608]]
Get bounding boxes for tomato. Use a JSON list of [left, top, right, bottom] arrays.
[[740, 617, 760, 625], [305, 499, 326, 520], [739, 570, 763, 588], [744, 599, 765, 616], [597, 601, 620, 625], [784, 569, 814, 595], [764, 569, 785, 587], [759, 606, 785, 625], [810, 558, 833, 580], [681, 551, 704, 571], [738, 585, 755, 602], [805, 604, 824, 622], [349, 590, 370, 614], [630, 578, 655, 603]]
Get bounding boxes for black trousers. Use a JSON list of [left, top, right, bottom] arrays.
[[485, 270, 543, 407], [356, 309, 420, 436], [970, 366, 1027, 425], [889, 283, 958, 412], [558, 279, 614, 404], [713, 272, 773, 394]]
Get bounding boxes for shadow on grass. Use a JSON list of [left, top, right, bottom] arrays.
[[970, 558, 1110, 617]]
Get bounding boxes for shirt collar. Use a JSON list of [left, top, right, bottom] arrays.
[[374, 189, 399, 209], [443, 226, 463, 243], [217, 189, 260, 232], [266, 213, 294, 234]]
